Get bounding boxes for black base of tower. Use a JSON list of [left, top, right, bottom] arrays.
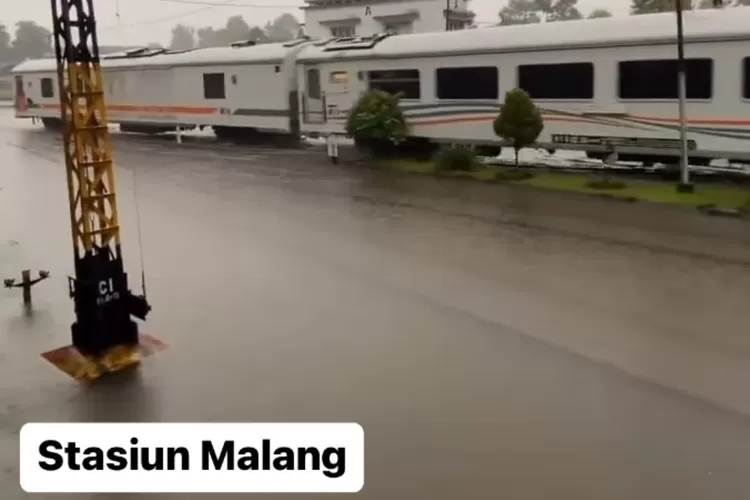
[[69, 245, 150, 357]]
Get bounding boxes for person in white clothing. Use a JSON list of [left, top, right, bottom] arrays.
[[327, 134, 339, 165]]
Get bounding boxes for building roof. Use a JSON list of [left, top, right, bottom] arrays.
[[296, 7, 750, 62], [12, 40, 309, 74]]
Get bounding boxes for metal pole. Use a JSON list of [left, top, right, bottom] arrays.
[[675, 0, 693, 192], [21, 270, 32, 306], [446, 0, 450, 30]]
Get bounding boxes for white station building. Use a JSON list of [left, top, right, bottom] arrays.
[[302, 0, 475, 39]]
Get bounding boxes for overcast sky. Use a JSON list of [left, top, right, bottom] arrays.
[[6, 0, 632, 46]]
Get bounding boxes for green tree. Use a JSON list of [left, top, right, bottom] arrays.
[[0, 23, 11, 60], [225, 15, 252, 41], [196, 27, 217, 48], [588, 8, 613, 17], [195, 16, 268, 48], [537, 0, 583, 21], [493, 88, 544, 166], [630, 0, 692, 14], [264, 13, 300, 42], [499, 0, 585, 25], [346, 89, 408, 157], [247, 26, 268, 43], [169, 24, 195, 50], [499, 0, 542, 25], [12, 21, 52, 59]]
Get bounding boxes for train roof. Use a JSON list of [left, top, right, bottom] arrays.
[[297, 8, 750, 63], [11, 39, 310, 74], [13, 8, 750, 74]]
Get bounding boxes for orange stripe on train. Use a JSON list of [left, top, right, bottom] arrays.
[[411, 114, 750, 127], [41, 103, 216, 115], [34, 104, 750, 126], [631, 115, 750, 126], [410, 115, 593, 126]]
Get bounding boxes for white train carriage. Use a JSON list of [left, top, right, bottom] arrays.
[[297, 8, 750, 164], [11, 39, 312, 140]]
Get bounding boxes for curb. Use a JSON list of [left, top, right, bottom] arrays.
[[374, 160, 750, 219], [696, 204, 747, 219], [593, 195, 746, 218], [594, 193, 638, 203], [546, 190, 747, 219]]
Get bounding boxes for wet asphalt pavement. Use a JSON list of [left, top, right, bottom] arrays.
[[2, 107, 750, 499]]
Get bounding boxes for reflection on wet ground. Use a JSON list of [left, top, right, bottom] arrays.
[[2, 110, 750, 499]]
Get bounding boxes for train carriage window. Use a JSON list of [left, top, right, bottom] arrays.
[[331, 26, 355, 38], [330, 71, 348, 84], [203, 72, 225, 100], [307, 68, 321, 99], [743, 57, 750, 99], [368, 69, 420, 99], [436, 66, 498, 100], [618, 59, 712, 100], [40, 77, 54, 98], [518, 63, 593, 100]]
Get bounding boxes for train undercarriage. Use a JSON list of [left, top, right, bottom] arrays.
[[35, 117, 743, 168]]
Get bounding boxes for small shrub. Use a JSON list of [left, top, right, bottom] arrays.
[[398, 137, 440, 161], [493, 88, 544, 166], [346, 89, 408, 157], [586, 177, 627, 190], [495, 169, 535, 182], [597, 193, 637, 203], [435, 146, 477, 172], [474, 145, 502, 158]]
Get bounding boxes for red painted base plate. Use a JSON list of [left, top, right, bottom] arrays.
[[41, 333, 168, 381]]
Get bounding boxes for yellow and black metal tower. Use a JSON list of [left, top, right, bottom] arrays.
[[50, 0, 150, 371]]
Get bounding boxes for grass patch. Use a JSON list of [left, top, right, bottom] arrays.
[[379, 158, 521, 182], [585, 178, 627, 190], [381, 158, 436, 175], [377, 158, 750, 210], [522, 171, 750, 209]]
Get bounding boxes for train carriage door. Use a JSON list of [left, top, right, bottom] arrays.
[[324, 70, 354, 123], [14, 75, 28, 115], [303, 66, 325, 124]]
